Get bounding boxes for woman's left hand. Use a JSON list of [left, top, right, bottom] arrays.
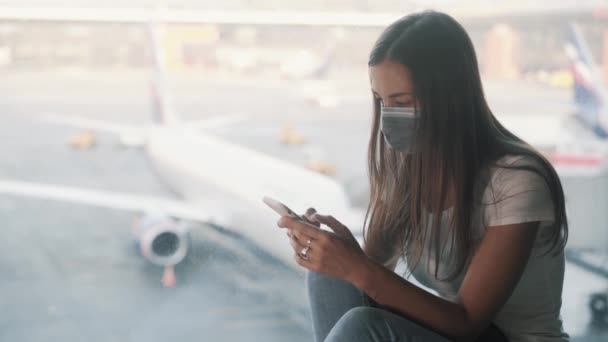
[[277, 213, 368, 283]]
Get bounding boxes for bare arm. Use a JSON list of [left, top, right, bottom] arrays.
[[352, 222, 540, 342]]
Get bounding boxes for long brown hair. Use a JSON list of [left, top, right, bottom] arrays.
[[363, 11, 568, 281]]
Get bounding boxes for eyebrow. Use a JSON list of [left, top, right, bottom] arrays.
[[372, 90, 412, 98]]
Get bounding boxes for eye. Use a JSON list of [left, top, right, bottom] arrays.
[[395, 100, 412, 107]]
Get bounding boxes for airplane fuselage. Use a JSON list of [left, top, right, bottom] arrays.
[[142, 124, 356, 268]]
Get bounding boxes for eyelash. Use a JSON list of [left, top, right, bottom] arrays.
[[374, 95, 412, 107]]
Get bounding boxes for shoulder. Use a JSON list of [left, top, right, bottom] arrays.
[[486, 154, 550, 196], [480, 153, 556, 227], [492, 154, 547, 174]]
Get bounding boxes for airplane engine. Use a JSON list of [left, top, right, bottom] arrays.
[[132, 215, 190, 266]]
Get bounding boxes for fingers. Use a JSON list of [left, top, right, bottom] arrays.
[[301, 212, 339, 228], [278, 216, 327, 240], [303, 207, 320, 227], [288, 231, 308, 250], [305, 207, 317, 216], [287, 230, 316, 263], [303, 216, 321, 228], [294, 251, 313, 266], [312, 214, 351, 236], [287, 228, 314, 247], [311, 214, 340, 226]]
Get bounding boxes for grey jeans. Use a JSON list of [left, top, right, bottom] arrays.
[[305, 270, 453, 342], [305, 270, 509, 342]]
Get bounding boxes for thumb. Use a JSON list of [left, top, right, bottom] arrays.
[[312, 214, 351, 236], [303, 207, 320, 228]]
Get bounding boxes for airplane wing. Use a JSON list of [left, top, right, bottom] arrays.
[[0, 179, 216, 224], [40, 112, 250, 134], [187, 113, 250, 131], [40, 112, 140, 136]]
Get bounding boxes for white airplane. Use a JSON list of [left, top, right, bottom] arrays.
[[0, 23, 367, 287]]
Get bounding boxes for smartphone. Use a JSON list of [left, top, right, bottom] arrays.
[[262, 196, 304, 221]]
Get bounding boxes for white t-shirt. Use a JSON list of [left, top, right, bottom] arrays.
[[406, 155, 569, 342]]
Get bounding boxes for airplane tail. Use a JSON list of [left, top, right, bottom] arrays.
[[565, 23, 608, 137], [147, 22, 180, 126], [40, 22, 249, 142]]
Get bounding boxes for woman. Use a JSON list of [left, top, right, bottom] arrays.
[[278, 10, 569, 342]]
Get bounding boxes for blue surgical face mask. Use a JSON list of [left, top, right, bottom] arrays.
[[380, 106, 418, 151]]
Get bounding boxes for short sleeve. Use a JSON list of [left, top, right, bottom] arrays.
[[482, 157, 555, 227]]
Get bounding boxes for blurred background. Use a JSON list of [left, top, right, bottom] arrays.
[[0, 1, 607, 341]]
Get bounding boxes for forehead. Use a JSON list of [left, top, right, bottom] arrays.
[[369, 59, 413, 95]]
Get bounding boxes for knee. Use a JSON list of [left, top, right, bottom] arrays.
[[305, 270, 329, 298], [305, 270, 359, 297], [325, 307, 386, 341], [339, 307, 385, 327], [305, 269, 338, 292]]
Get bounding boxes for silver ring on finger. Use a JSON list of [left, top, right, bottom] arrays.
[[300, 246, 310, 259]]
